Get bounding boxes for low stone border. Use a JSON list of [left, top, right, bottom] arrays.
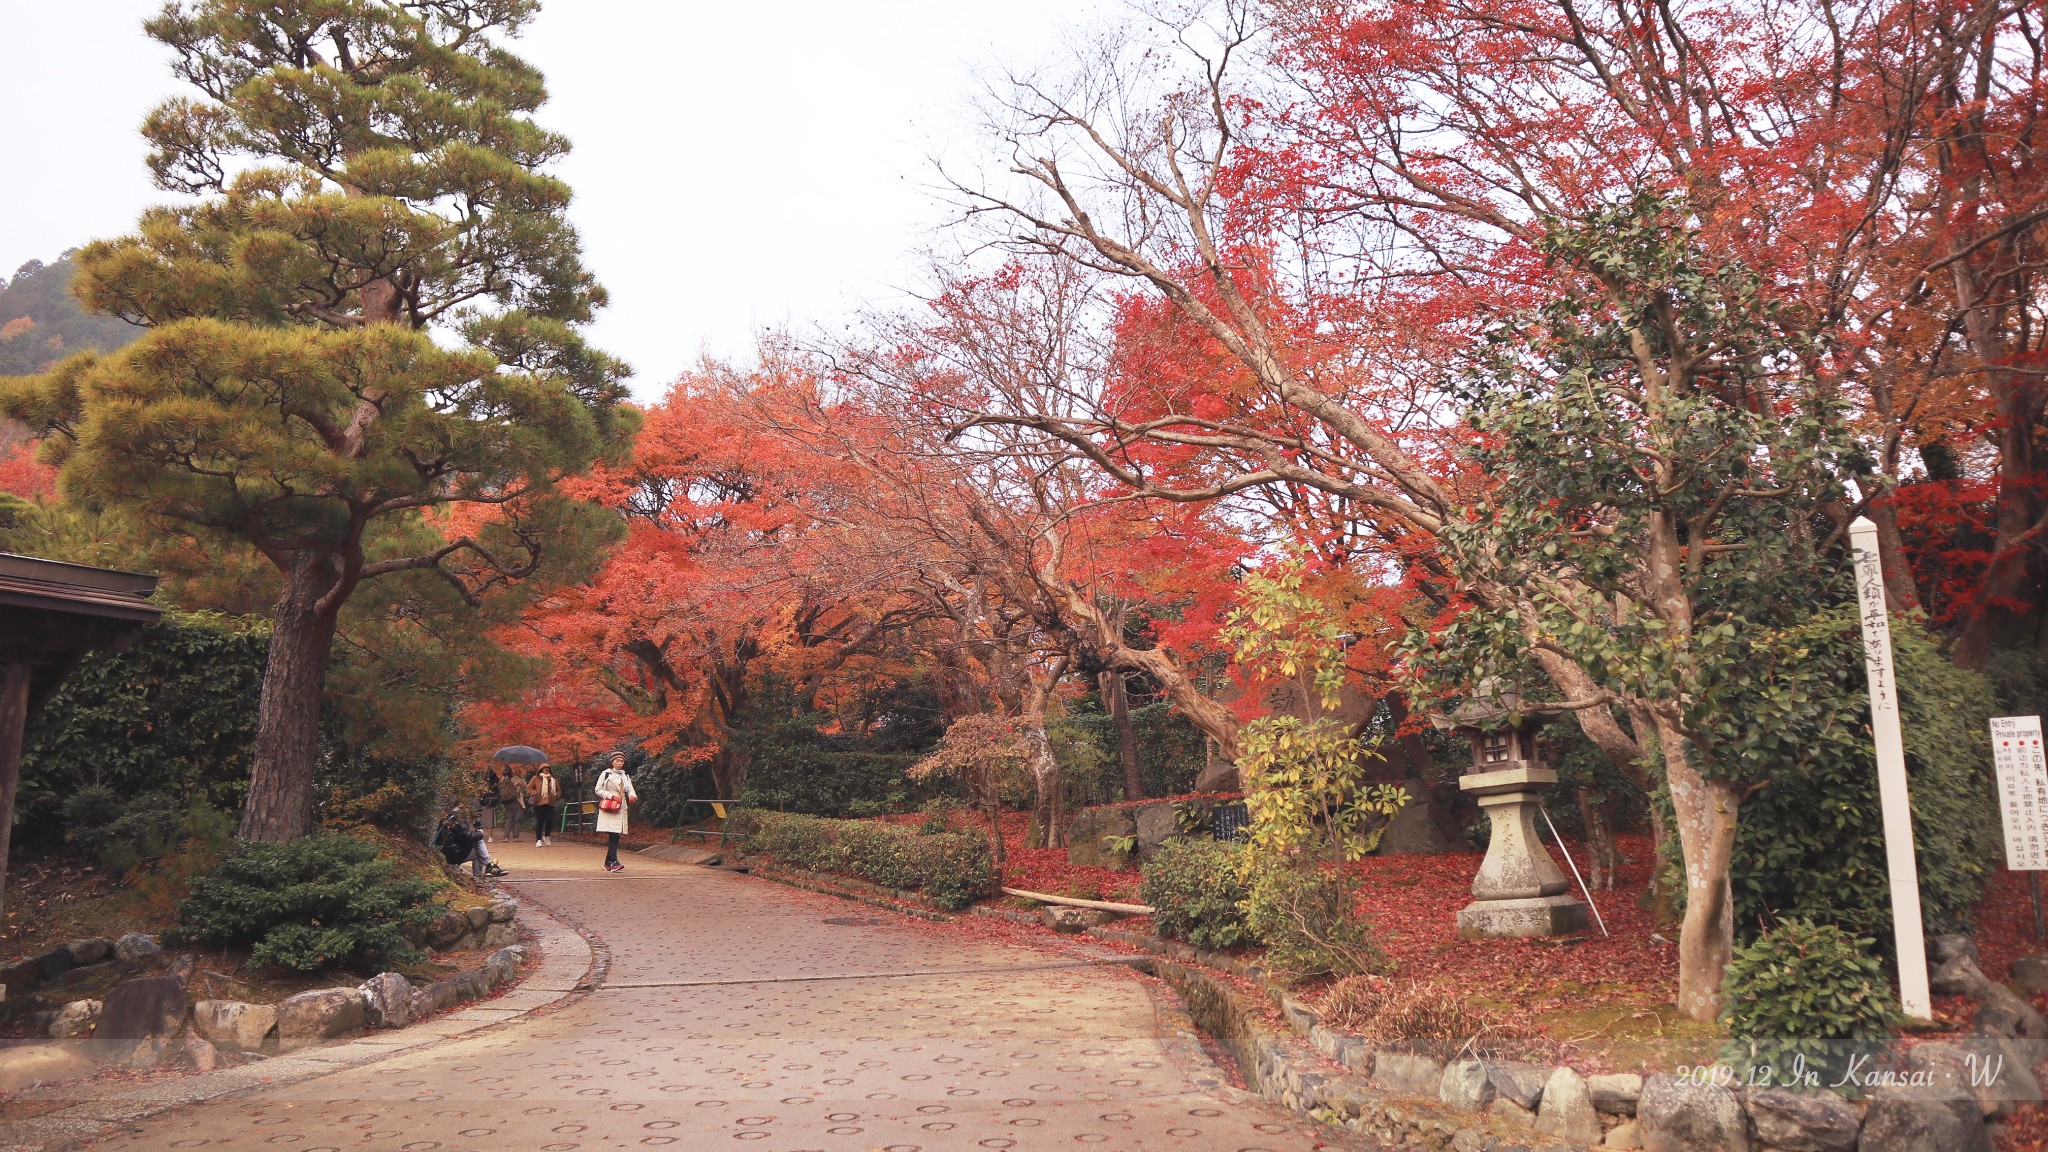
[[0, 893, 597, 1152]]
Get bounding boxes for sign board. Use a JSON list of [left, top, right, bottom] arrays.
[[1848, 517, 1932, 1021], [1991, 715, 2048, 871]]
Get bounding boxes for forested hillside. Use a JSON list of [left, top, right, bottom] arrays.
[[0, 256, 139, 374]]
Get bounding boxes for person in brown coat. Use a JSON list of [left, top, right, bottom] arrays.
[[526, 763, 563, 847]]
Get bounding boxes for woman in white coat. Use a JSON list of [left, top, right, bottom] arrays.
[[594, 751, 638, 872]]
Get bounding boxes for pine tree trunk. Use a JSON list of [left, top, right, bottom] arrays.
[[1103, 669, 1144, 801], [239, 554, 344, 842]]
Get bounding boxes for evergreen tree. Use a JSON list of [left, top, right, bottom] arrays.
[[1, 0, 630, 840]]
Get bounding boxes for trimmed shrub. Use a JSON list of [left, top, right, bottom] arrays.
[[1720, 918, 1898, 1094], [1140, 838, 1252, 950], [177, 833, 442, 972], [1243, 865, 1382, 979], [735, 812, 996, 911]]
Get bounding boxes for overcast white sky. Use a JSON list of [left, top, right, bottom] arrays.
[[0, 1, 1104, 398]]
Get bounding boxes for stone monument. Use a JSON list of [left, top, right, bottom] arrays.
[[1437, 684, 1590, 939]]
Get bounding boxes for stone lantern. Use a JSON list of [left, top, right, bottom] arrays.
[[1435, 682, 1590, 939]]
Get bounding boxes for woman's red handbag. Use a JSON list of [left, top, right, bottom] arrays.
[[599, 796, 622, 813]]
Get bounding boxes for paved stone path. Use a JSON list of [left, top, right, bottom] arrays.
[[77, 841, 1365, 1152]]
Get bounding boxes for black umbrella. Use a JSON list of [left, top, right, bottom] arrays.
[[493, 746, 548, 765]]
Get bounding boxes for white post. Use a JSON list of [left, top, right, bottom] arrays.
[[1848, 516, 1932, 1021]]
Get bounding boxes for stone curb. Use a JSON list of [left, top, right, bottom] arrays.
[[0, 894, 598, 1152]]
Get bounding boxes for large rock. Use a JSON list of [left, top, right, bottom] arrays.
[[93, 974, 188, 1066], [1067, 807, 1137, 869], [1589, 1072, 1643, 1115], [1931, 952, 1999, 999], [1133, 803, 1180, 862], [1901, 1039, 2038, 1119], [33, 947, 75, 984], [1743, 1087, 1860, 1152], [358, 972, 415, 1029], [425, 909, 469, 950], [189, 1000, 277, 1049], [1975, 988, 2048, 1042], [1929, 933, 1981, 966], [1636, 1073, 1749, 1152], [64, 938, 113, 967], [2010, 954, 2048, 997], [0, 956, 40, 994], [48, 999, 102, 1040], [1376, 779, 1455, 854], [112, 933, 162, 964], [408, 977, 468, 1019], [487, 899, 518, 923], [1535, 1065, 1601, 1143], [0, 1045, 98, 1091], [1373, 1051, 1444, 1095], [463, 905, 492, 933], [1858, 1090, 1991, 1152], [1439, 1059, 1496, 1111], [275, 988, 366, 1050], [480, 920, 519, 949], [1487, 1061, 1551, 1110], [483, 946, 523, 989]]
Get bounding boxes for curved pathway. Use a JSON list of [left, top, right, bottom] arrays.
[[82, 841, 1364, 1151]]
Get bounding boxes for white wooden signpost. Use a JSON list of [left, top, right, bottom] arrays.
[[1990, 713, 2048, 940], [1848, 516, 1933, 1022]]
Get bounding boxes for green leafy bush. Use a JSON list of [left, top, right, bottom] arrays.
[[1243, 865, 1382, 979], [1731, 614, 2001, 945], [1140, 839, 1252, 950], [63, 785, 234, 872], [1720, 919, 1897, 1094], [177, 834, 442, 972], [735, 812, 996, 911]]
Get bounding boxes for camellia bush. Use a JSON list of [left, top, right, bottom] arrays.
[[1720, 919, 1898, 1094]]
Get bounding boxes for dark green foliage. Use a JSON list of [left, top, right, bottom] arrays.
[[733, 679, 943, 817], [1052, 702, 1208, 803], [177, 834, 441, 972], [0, 257, 138, 375], [733, 811, 997, 910], [1732, 612, 2001, 946], [19, 613, 266, 835], [1243, 866, 1383, 979], [1721, 919, 1897, 1094], [1140, 838, 1253, 950], [20, 611, 453, 842], [61, 786, 235, 872]]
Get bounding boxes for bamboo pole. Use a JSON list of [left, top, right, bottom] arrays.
[[1000, 887, 1155, 915]]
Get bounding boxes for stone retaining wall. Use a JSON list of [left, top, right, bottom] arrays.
[[0, 898, 535, 1091]]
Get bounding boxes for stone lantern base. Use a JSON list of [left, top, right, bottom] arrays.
[[1456, 764, 1590, 940], [1457, 894, 1590, 938]]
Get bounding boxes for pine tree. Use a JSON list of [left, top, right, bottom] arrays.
[[1, 1, 630, 841]]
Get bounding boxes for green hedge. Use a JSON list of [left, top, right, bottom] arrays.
[[732, 811, 997, 910], [19, 612, 267, 835]]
